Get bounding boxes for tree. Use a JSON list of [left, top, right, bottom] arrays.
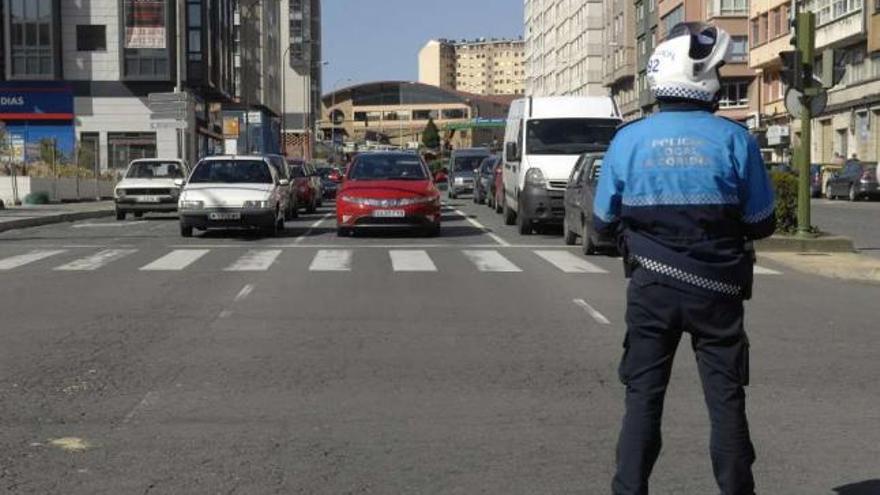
[[422, 118, 440, 150]]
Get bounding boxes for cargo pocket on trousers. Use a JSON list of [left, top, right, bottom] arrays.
[[739, 335, 750, 387], [618, 333, 632, 385]]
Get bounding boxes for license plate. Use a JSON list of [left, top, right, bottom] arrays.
[[137, 196, 161, 203], [209, 212, 241, 221], [372, 209, 406, 218]]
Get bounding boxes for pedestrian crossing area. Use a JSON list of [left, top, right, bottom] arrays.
[[0, 247, 784, 276]]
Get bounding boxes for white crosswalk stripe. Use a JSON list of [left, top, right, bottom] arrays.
[[0, 250, 67, 270], [224, 249, 282, 271], [390, 250, 437, 272], [754, 265, 782, 275], [533, 250, 608, 273], [141, 249, 210, 271], [54, 249, 138, 271], [309, 249, 353, 271], [462, 250, 522, 272]]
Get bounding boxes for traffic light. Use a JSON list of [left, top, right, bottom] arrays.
[[780, 50, 803, 91], [821, 49, 847, 88]]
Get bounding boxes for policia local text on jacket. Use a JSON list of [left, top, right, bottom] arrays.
[[593, 101, 776, 493]]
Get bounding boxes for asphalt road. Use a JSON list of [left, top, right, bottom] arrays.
[[812, 198, 880, 257], [0, 197, 878, 494]]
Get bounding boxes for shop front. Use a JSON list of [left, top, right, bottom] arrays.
[[0, 82, 75, 172]]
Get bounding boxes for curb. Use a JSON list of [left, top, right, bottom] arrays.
[[755, 235, 855, 253], [0, 209, 115, 233]]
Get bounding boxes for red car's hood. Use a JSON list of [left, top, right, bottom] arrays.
[[341, 180, 436, 197]]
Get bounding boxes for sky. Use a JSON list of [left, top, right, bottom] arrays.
[[322, 0, 524, 92]]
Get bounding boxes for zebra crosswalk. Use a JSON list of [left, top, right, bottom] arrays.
[[0, 247, 785, 277]]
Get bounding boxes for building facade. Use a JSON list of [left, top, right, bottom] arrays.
[[280, 0, 322, 158], [418, 38, 525, 96], [0, 0, 243, 172], [321, 81, 512, 150], [524, 0, 606, 97], [604, 0, 638, 119], [750, 1, 880, 164]]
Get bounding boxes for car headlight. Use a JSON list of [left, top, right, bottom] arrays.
[[242, 200, 270, 208], [525, 168, 546, 186], [179, 200, 204, 209], [398, 196, 438, 206], [115, 189, 126, 198]]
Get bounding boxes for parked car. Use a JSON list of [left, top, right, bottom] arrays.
[[447, 148, 491, 199], [825, 161, 879, 201], [177, 156, 290, 237], [488, 159, 503, 211], [337, 152, 441, 237], [473, 155, 501, 205], [114, 159, 189, 220], [288, 160, 319, 214], [562, 152, 616, 255], [501, 96, 620, 235]]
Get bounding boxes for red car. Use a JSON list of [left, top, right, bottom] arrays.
[[336, 152, 441, 237], [287, 160, 319, 214]]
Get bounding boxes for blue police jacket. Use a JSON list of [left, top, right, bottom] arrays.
[[593, 104, 776, 299]]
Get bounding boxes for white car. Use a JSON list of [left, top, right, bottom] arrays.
[[114, 159, 189, 220], [177, 156, 290, 237]]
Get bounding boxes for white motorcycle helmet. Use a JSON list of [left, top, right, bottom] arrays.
[[647, 22, 731, 103]]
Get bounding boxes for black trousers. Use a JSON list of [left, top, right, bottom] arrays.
[[612, 275, 755, 495]]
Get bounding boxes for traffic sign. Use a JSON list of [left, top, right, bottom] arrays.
[[148, 92, 191, 103], [150, 120, 189, 130], [785, 85, 827, 119]]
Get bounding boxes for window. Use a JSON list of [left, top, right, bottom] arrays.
[[718, 80, 749, 108], [751, 17, 761, 47], [108, 133, 157, 170], [76, 25, 106, 52], [8, 0, 55, 78], [771, 9, 780, 38], [730, 36, 748, 63], [442, 108, 467, 119], [78, 133, 99, 171], [121, 0, 170, 80], [663, 6, 684, 38], [719, 0, 748, 15]]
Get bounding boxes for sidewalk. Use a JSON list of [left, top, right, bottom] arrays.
[[0, 201, 115, 233]]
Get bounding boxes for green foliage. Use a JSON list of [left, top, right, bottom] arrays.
[[770, 171, 798, 234], [427, 160, 445, 173], [24, 191, 50, 205], [422, 118, 440, 150]]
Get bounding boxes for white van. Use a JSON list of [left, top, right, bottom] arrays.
[[501, 96, 621, 235]]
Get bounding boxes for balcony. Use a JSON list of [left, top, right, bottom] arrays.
[[815, 8, 865, 49], [750, 34, 791, 69], [706, 0, 749, 19]]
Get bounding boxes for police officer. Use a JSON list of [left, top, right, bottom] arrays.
[[593, 23, 776, 495]]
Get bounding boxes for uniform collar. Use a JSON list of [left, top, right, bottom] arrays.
[[658, 100, 715, 113]]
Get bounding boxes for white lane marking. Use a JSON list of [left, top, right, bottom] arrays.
[[121, 391, 159, 424], [533, 250, 608, 273], [0, 250, 67, 270], [754, 265, 782, 275], [309, 249, 353, 271], [389, 250, 437, 272], [452, 208, 511, 247], [54, 249, 138, 271], [166, 243, 585, 249], [218, 309, 233, 319], [73, 221, 147, 228], [234, 284, 255, 302], [224, 249, 282, 271], [462, 250, 522, 272], [573, 298, 611, 325], [294, 212, 333, 245], [139, 249, 209, 271]]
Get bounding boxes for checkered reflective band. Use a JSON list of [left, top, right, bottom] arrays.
[[743, 203, 775, 224], [634, 255, 743, 296], [623, 193, 740, 207], [653, 85, 714, 102]]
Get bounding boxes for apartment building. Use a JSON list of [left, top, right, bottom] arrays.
[[750, 1, 880, 163], [605, 0, 638, 119], [418, 38, 525, 96], [280, 0, 322, 157], [634, 0, 659, 113], [524, 0, 606, 97], [649, 0, 754, 121]]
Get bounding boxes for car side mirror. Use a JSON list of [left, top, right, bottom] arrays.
[[279, 179, 290, 186], [505, 142, 519, 161], [173, 179, 185, 187]]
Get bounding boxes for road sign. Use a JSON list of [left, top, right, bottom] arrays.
[[148, 92, 191, 103], [150, 120, 188, 130], [767, 125, 790, 146], [785, 86, 827, 119]]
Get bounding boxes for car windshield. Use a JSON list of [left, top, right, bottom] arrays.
[[349, 155, 428, 181], [126, 161, 185, 179], [453, 155, 488, 172], [189, 160, 273, 184], [526, 118, 619, 155], [289, 165, 307, 178]]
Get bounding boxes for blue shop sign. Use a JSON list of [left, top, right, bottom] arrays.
[[0, 82, 74, 119]]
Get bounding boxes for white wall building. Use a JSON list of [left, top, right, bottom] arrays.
[[524, 0, 606, 97]]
